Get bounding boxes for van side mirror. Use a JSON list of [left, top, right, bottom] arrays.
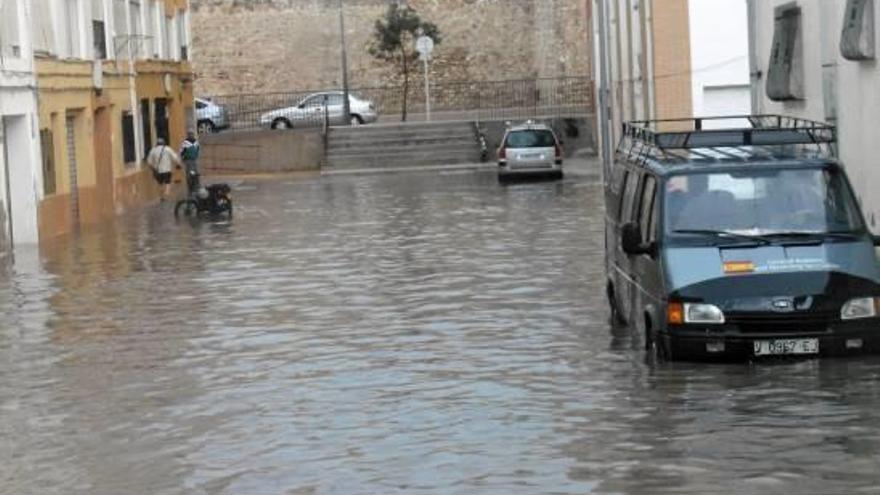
[[622, 222, 653, 256]]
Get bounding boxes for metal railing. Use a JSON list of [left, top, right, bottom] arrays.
[[204, 77, 594, 132]]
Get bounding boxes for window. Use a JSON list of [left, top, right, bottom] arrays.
[[163, 14, 173, 59], [1, 0, 21, 58], [129, 0, 143, 57], [665, 169, 864, 235], [40, 129, 56, 195], [178, 11, 188, 60], [91, 0, 107, 59], [32, 0, 54, 54], [141, 99, 151, 158], [504, 130, 557, 148], [638, 176, 657, 242], [122, 112, 136, 164], [620, 171, 640, 222], [841, 0, 875, 60], [766, 4, 803, 101], [93, 21, 107, 59], [113, 0, 128, 57]]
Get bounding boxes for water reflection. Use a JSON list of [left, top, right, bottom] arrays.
[[1, 167, 880, 494]]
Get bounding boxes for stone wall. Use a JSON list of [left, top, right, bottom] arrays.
[[190, 0, 592, 96]]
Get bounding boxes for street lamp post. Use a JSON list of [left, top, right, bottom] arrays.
[[338, 0, 352, 125]]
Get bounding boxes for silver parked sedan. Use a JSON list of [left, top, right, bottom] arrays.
[[497, 122, 564, 181], [259, 92, 378, 130]]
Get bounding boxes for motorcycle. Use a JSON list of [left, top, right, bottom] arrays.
[[174, 169, 233, 219]]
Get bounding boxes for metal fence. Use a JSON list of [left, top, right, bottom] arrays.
[[206, 77, 594, 132]]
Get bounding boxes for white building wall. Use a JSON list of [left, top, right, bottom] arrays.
[[0, 0, 43, 246], [689, 0, 751, 120], [750, 0, 880, 231]]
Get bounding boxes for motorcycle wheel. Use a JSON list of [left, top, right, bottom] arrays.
[[175, 199, 199, 219]]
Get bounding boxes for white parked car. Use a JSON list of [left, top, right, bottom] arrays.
[[497, 122, 564, 181], [195, 97, 230, 134], [259, 92, 378, 130]]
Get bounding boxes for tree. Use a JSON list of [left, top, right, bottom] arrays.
[[368, 4, 441, 122]]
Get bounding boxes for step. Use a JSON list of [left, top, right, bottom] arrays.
[[331, 121, 475, 133], [328, 138, 476, 152], [328, 139, 478, 155], [326, 150, 481, 169], [329, 128, 475, 142]]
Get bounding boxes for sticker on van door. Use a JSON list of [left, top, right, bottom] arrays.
[[723, 261, 755, 274], [755, 258, 840, 273], [724, 258, 839, 275]]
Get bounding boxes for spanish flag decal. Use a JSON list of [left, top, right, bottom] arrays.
[[724, 261, 755, 274]]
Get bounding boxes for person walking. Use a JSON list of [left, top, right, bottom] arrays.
[[179, 131, 201, 196], [147, 138, 182, 202]]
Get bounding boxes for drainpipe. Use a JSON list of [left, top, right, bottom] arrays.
[[746, 0, 761, 114], [596, 0, 614, 184]]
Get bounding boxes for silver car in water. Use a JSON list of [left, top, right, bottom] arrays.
[[259, 91, 378, 130], [497, 122, 563, 181]]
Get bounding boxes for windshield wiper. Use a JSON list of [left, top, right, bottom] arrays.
[[764, 231, 862, 242], [672, 229, 772, 246]]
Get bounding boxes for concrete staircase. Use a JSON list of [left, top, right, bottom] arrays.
[[324, 121, 483, 172]]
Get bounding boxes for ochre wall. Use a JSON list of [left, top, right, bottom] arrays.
[[35, 57, 194, 241], [651, 0, 694, 124]]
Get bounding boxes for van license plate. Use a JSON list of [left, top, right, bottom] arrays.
[[754, 339, 819, 356]]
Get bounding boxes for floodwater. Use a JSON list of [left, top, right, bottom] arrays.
[[3, 164, 880, 494]]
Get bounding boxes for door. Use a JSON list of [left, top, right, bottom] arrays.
[[154, 98, 169, 144], [631, 175, 662, 331], [0, 116, 40, 246], [66, 114, 80, 227], [614, 169, 641, 323], [326, 93, 345, 125], [93, 107, 115, 216], [298, 95, 325, 127]]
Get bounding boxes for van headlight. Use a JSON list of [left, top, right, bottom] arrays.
[[841, 298, 879, 320], [684, 303, 725, 324]]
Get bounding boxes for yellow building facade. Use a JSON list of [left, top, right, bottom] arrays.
[[32, 0, 193, 241]]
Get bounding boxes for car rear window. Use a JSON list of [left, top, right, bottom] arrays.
[[505, 130, 557, 148]]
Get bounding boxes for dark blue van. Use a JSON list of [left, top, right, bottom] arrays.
[[606, 116, 880, 361]]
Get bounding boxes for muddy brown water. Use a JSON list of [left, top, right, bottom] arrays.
[[2, 167, 880, 494]]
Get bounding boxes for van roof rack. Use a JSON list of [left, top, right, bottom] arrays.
[[619, 115, 837, 167]]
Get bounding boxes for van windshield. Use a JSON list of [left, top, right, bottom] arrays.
[[505, 130, 557, 148], [665, 167, 864, 237]]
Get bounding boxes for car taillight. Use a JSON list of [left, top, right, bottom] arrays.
[[499, 147, 507, 160], [555, 142, 562, 158]]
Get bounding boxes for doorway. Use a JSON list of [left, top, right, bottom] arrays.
[[0, 115, 40, 247], [154, 98, 169, 144], [93, 107, 115, 216]]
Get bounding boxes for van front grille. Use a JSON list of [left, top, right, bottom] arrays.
[[727, 312, 835, 334]]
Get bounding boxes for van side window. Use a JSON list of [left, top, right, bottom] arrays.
[[639, 176, 657, 242], [621, 171, 640, 222], [617, 170, 630, 217]]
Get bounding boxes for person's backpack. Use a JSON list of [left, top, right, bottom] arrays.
[[182, 141, 200, 160]]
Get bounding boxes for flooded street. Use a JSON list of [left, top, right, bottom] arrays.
[[3, 166, 880, 494]]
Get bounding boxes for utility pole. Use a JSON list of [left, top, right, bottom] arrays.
[[338, 0, 352, 125], [596, 0, 613, 184]]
